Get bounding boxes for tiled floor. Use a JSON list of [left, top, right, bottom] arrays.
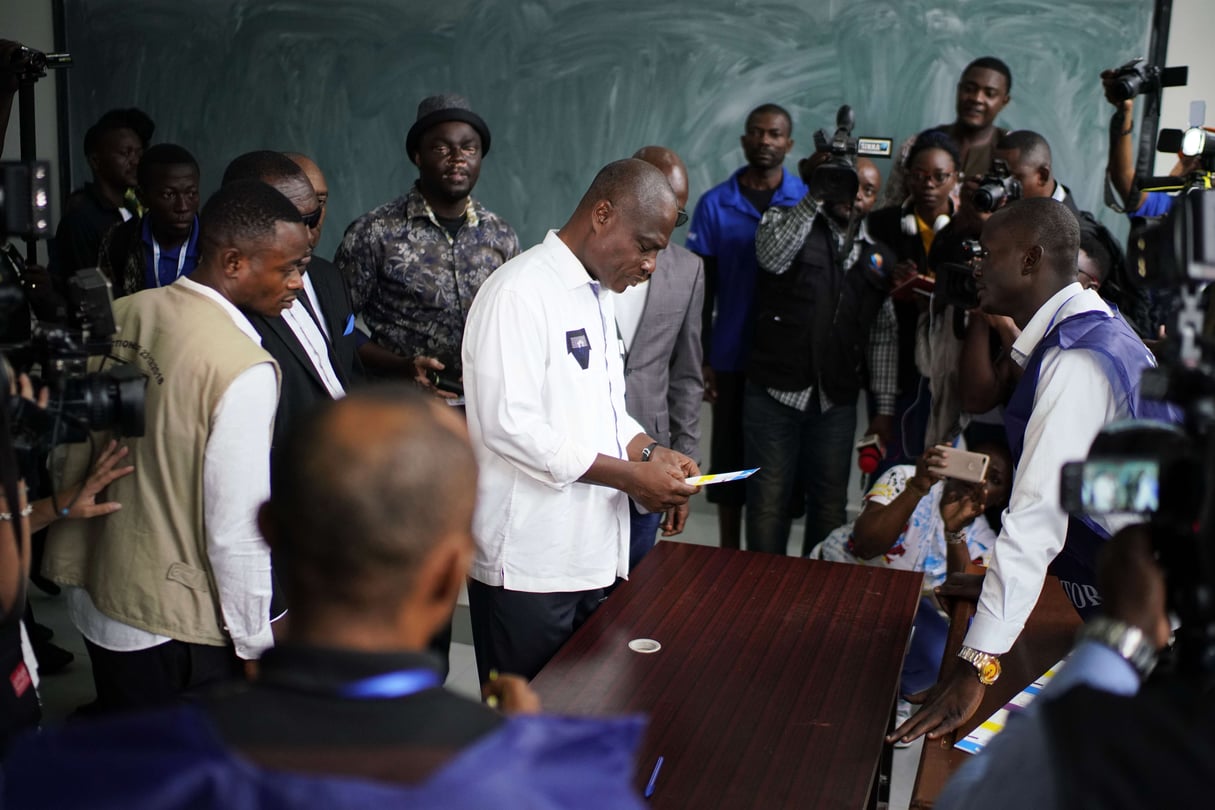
[[29, 400, 925, 807]]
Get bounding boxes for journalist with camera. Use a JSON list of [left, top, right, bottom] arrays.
[[744, 105, 898, 556], [891, 196, 1176, 744]]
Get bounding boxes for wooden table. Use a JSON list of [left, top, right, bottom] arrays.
[[909, 577, 1083, 808], [531, 541, 923, 809]]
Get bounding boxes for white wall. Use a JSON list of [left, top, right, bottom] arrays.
[[1154, 0, 1215, 175], [3, 1, 62, 263]]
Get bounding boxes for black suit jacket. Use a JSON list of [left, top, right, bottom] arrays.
[[248, 255, 364, 450]]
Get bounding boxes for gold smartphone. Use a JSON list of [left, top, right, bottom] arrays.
[[935, 445, 990, 483]]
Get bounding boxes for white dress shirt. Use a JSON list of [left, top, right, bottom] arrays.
[[281, 273, 345, 398], [613, 280, 649, 353], [463, 231, 647, 592], [966, 283, 1135, 654], [67, 277, 278, 660]]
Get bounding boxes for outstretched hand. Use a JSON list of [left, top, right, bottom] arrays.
[[59, 440, 134, 520], [888, 661, 986, 745]]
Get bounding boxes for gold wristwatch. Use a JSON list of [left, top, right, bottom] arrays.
[[958, 645, 1002, 685]]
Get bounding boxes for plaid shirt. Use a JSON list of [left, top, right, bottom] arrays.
[[755, 195, 898, 414], [335, 185, 519, 364]]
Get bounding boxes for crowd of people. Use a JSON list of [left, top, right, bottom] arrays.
[[0, 36, 1205, 805]]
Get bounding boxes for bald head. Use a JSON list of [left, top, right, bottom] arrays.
[[989, 196, 1079, 277], [560, 159, 679, 293], [995, 130, 1054, 197], [285, 152, 329, 237], [632, 146, 689, 209], [265, 387, 477, 626]]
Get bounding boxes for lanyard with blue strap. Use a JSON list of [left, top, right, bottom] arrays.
[[339, 668, 442, 699]]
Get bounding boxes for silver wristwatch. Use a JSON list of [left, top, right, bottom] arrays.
[[1078, 617, 1158, 679]]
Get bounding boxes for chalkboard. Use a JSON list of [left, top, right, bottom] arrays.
[[62, 0, 1152, 257]]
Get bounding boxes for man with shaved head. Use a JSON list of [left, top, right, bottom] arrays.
[[614, 146, 705, 567], [892, 197, 1175, 744], [284, 152, 330, 241], [462, 158, 701, 682], [11, 389, 648, 807]]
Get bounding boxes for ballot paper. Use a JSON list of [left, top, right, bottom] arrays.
[[685, 468, 759, 487], [954, 658, 1068, 755]]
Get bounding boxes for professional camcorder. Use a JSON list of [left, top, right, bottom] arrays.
[[0, 167, 146, 453], [804, 105, 892, 204], [1060, 181, 1215, 682], [972, 158, 1022, 213]]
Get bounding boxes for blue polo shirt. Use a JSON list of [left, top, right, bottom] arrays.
[[141, 215, 200, 289], [686, 166, 807, 372]]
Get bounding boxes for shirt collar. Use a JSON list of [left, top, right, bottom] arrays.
[[176, 276, 263, 346], [726, 166, 805, 212], [406, 184, 480, 229], [1010, 282, 1109, 367], [544, 230, 602, 291], [256, 643, 445, 693], [1051, 181, 1067, 203], [140, 215, 201, 257]]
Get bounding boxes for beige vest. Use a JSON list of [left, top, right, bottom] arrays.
[[44, 282, 280, 646]]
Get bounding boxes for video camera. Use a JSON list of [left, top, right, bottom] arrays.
[[935, 238, 984, 310], [0, 177, 145, 453], [1060, 179, 1215, 682], [805, 105, 892, 205], [1106, 57, 1188, 103], [972, 158, 1022, 213]]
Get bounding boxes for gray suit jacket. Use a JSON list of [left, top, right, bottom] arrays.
[[621, 242, 705, 463]]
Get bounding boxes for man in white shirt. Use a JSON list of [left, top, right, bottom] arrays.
[[44, 180, 310, 712], [891, 197, 1167, 744], [223, 152, 363, 451], [462, 159, 701, 682]]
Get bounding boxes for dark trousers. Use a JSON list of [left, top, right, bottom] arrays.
[[628, 501, 663, 571], [466, 579, 605, 684], [743, 383, 857, 555], [84, 638, 242, 714], [706, 370, 748, 506]]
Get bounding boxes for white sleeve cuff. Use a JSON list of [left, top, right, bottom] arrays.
[[964, 613, 1025, 657]]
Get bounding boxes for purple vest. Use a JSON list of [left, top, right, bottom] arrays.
[[3, 706, 648, 809], [1004, 306, 1178, 619]]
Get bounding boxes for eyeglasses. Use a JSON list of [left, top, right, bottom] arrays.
[[1077, 268, 1101, 290], [300, 207, 323, 229], [675, 208, 688, 227], [908, 170, 956, 186]]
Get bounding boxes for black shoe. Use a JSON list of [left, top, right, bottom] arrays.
[[30, 573, 61, 597], [33, 641, 74, 675], [28, 621, 54, 644]]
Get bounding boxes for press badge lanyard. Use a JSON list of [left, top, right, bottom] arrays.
[[339, 668, 442, 699], [151, 234, 190, 288]]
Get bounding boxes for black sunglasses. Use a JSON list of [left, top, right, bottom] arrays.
[[300, 207, 323, 229], [675, 208, 688, 227]]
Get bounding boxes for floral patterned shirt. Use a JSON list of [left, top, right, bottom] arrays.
[[335, 185, 519, 365], [812, 465, 996, 594]]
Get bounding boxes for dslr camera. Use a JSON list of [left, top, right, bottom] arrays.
[[804, 105, 891, 205], [972, 158, 1022, 213], [1106, 57, 1188, 103], [936, 238, 984, 310]]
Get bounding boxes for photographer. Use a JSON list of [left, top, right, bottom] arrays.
[[0, 372, 134, 753], [810, 443, 1011, 710], [1102, 68, 1201, 219], [749, 146, 897, 555], [935, 525, 1204, 808], [890, 197, 1174, 745]]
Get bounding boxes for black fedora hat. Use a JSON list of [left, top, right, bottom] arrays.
[[405, 94, 492, 164]]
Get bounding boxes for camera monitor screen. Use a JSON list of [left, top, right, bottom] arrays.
[[1080, 459, 1160, 514]]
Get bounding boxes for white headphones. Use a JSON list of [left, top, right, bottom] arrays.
[[900, 202, 952, 236]]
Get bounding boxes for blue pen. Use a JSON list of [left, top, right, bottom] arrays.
[[644, 756, 664, 799]]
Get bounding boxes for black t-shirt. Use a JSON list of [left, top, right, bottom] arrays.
[[738, 184, 777, 215], [434, 214, 465, 241], [203, 644, 502, 786]]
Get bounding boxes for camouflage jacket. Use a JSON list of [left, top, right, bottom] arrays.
[[335, 185, 520, 365]]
